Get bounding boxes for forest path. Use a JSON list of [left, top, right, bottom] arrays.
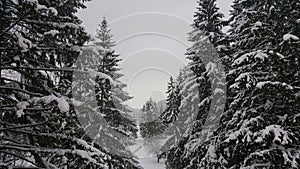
[[130, 123, 166, 169]]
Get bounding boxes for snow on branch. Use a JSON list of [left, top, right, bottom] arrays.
[[39, 95, 70, 112], [283, 33, 299, 41], [233, 50, 268, 66], [44, 30, 59, 36], [25, 0, 58, 16], [256, 81, 293, 90], [255, 125, 294, 145], [16, 32, 34, 52]]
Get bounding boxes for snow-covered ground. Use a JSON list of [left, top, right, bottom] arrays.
[[130, 134, 166, 168], [139, 157, 165, 169], [129, 120, 166, 169], [131, 136, 166, 169]]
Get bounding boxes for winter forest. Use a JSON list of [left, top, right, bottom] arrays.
[[0, 0, 299, 168]]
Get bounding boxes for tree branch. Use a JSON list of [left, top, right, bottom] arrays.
[[0, 120, 49, 131], [0, 86, 43, 97]]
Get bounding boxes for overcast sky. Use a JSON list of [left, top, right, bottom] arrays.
[[77, 0, 232, 108]]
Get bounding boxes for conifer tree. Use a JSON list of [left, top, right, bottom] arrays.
[[73, 18, 140, 168], [94, 18, 137, 138], [141, 98, 159, 123], [139, 98, 162, 138], [158, 70, 192, 158], [166, 0, 227, 168], [73, 45, 141, 169], [160, 76, 181, 124], [0, 1, 141, 168], [218, 0, 300, 168]]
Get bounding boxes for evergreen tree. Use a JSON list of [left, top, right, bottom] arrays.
[[139, 98, 163, 138], [160, 76, 181, 124], [73, 45, 141, 169], [157, 76, 181, 157], [141, 98, 159, 123], [94, 18, 137, 138], [0, 1, 140, 168], [73, 18, 140, 168], [166, 0, 227, 168], [217, 0, 300, 168], [158, 71, 192, 158], [139, 98, 167, 157], [0, 0, 106, 168]]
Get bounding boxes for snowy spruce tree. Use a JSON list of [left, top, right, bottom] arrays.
[[72, 46, 141, 169], [139, 97, 167, 156], [160, 76, 181, 124], [217, 0, 300, 168], [166, 0, 227, 168], [141, 98, 160, 123], [158, 70, 194, 157], [157, 76, 181, 155], [0, 1, 140, 168], [93, 18, 137, 138], [73, 18, 141, 168], [139, 98, 165, 138]]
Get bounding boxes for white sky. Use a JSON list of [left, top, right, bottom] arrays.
[[77, 0, 232, 108]]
